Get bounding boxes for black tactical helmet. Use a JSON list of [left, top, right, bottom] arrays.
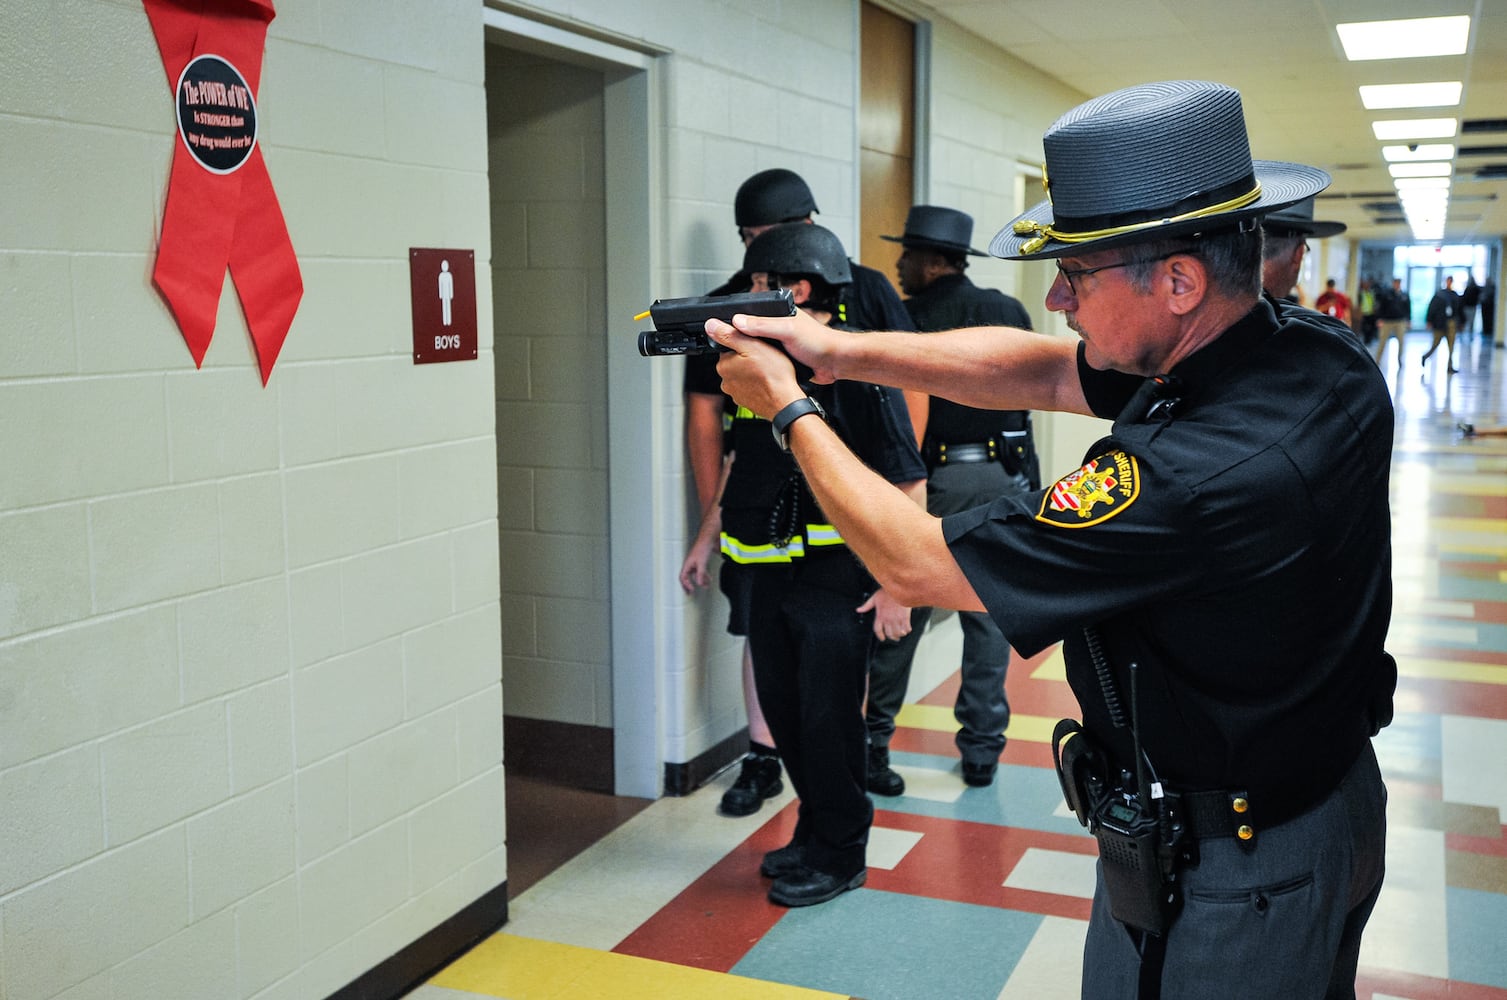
[[743, 223, 852, 286], [734, 168, 819, 227]]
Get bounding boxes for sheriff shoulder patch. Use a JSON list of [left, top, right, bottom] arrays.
[[1035, 451, 1140, 528]]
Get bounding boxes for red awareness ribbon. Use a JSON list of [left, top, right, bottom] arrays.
[[143, 0, 302, 384]]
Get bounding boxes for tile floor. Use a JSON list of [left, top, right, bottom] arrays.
[[414, 329, 1507, 1000]]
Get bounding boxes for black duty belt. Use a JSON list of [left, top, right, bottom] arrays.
[[932, 440, 996, 465], [1174, 788, 1259, 843]]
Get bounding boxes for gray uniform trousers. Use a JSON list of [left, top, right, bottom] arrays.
[[867, 460, 1030, 765], [1081, 742, 1387, 1000]]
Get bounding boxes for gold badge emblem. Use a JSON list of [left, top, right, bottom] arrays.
[[1036, 451, 1140, 528]]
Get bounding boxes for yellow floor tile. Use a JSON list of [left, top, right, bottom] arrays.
[[431, 934, 845, 999]]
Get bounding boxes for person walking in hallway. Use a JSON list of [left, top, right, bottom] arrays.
[[1422, 275, 1461, 374], [1374, 277, 1411, 368]]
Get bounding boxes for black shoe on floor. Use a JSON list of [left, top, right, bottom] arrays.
[[767, 866, 866, 907], [719, 753, 783, 816], [867, 746, 904, 796], [760, 842, 804, 879], [961, 761, 997, 787]]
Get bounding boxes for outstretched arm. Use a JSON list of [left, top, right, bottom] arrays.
[[711, 307, 1092, 416]]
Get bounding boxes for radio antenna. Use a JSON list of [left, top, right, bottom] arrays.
[[1128, 661, 1154, 804]]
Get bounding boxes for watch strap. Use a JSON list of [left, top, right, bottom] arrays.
[[771, 396, 825, 450]]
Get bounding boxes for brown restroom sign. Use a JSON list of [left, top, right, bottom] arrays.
[[410, 248, 477, 364]]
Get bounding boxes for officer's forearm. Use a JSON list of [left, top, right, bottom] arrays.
[[835, 326, 1089, 416], [785, 417, 984, 613]]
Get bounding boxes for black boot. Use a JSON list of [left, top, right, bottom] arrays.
[[867, 744, 905, 796], [768, 865, 867, 907], [719, 752, 783, 816]]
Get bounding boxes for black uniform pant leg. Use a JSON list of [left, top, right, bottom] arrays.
[[747, 555, 874, 877], [928, 462, 1025, 764], [953, 608, 1011, 763]]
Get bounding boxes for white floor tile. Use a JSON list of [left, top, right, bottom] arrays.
[[997, 915, 1086, 999], [1003, 847, 1097, 900], [1359, 825, 1448, 979], [504, 776, 795, 949], [897, 765, 967, 803], [1442, 714, 1507, 814], [867, 825, 924, 870]]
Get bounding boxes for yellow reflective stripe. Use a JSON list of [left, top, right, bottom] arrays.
[[733, 405, 759, 420], [721, 533, 806, 564], [719, 527, 847, 562], [804, 523, 845, 546]]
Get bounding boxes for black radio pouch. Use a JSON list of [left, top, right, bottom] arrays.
[[1052, 718, 1183, 936], [1093, 792, 1181, 935]]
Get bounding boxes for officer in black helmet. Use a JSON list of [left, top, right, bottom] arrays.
[[681, 168, 918, 818], [681, 222, 925, 907]]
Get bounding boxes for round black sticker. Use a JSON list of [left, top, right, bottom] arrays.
[[175, 54, 258, 174]]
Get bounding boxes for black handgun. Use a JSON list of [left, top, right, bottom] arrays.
[[636, 289, 796, 357]]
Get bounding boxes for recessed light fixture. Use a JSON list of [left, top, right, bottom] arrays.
[[1382, 144, 1456, 162], [1389, 162, 1453, 178], [1372, 118, 1459, 141], [1359, 82, 1462, 110], [1337, 15, 1469, 61]]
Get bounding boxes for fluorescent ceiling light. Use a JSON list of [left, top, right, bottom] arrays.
[[1382, 144, 1455, 162], [1337, 15, 1469, 60], [1394, 177, 1451, 190], [1389, 162, 1452, 178], [1399, 193, 1448, 210], [1359, 82, 1462, 110], [1372, 118, 1458, 140]]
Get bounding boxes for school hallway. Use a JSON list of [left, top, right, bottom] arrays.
[[412, 330, 1507, 1000]]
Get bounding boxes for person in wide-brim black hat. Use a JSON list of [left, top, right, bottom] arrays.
[[1259, 197, 1347, 303], [881, 205, 988, 298], [704, 78, 1393, 999], [881, 205, 989, 258]]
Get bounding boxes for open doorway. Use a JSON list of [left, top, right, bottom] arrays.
[[486, 41, 615, 793], [482, 12, 660, 897]]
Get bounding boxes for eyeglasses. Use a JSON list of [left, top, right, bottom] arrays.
[[1054, 251, 1183, 296]]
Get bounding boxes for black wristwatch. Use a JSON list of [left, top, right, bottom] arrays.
[[771, 396, 826, 451]]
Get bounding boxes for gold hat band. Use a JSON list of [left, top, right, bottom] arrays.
[[1012, 182, 1264, 255]]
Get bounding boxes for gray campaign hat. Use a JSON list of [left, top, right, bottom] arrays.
[[991, 80, 1331, 260], [1261, 197, 1348, 238], [880, 205, 987, 256]]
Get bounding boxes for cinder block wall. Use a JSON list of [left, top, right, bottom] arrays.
[[2, 0, 1095, 996], [0, 2, 504, 998]]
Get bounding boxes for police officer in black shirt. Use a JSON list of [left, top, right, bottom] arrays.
[[865, 205, 1039, 791], [1258, 197, 1345, 305], [682, 168, 918, 818], [708, 81, 1394, 998]]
